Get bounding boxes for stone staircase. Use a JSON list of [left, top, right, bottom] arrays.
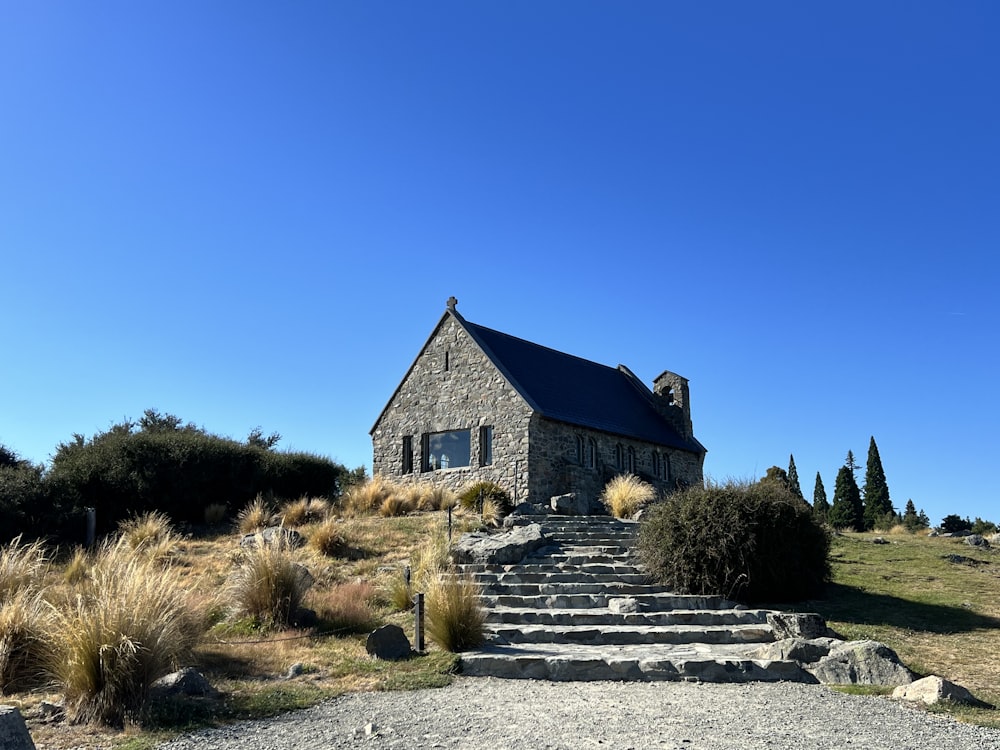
[[457, 515, 808, 682]]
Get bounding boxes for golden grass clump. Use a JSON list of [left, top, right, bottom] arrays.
[[280, 497, 331, 527], [117, 511, 181, 563], [227, 539, 314, 628], [424, 573, 486, 652], [377, 493, 415, 518], [0, 587, 58, 693], [311, 582, 379, 633], [0, 535, 49, 600], [417, 483, 458, 512], [601, 474, 656, 519], [342, 475, 396, 516], [63, 547, 90, 585], [309, 517, 348, 557], [50, 538, 203, 726], [237, 495, 273, 534]]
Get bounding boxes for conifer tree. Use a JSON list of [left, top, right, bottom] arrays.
[[862, 436, 892, 530], [787, 454, 804, 501], [812, 472, 829, 523], [829, 454, 863, 530]]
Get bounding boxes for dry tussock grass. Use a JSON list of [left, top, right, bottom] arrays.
[[601, 473, 656, 518], [0, 535, 48, 599], [237, 495, 273, 534]]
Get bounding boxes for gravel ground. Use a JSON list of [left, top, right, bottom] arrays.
[[157, 677, 1000, 750]]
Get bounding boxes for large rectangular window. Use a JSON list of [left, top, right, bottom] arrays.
[[480, 426, 493, 466], [422, 429, 471, 471]]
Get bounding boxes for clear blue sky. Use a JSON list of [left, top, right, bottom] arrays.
[[2, 3, 997, 527]]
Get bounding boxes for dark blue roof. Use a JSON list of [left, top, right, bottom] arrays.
[[461, 318, 703, 453]]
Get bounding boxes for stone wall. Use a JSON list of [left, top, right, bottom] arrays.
[[528, 416, 704, 506], [371, 315, 533, 499]]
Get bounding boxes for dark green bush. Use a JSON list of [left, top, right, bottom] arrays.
[[637, 480, 830, 604], [458, 481, 512, 515]]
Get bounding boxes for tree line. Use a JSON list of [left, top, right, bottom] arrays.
[[0, 409, 360, 544], [779, 437, 994, 534]]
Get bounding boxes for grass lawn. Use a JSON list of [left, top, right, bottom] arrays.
[[782, 530, 1000, 726]]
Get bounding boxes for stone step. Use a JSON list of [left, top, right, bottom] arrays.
[[524, 553, 636, 566], [477, 581, 662, 596], [459, 643, 813, 683], [470, 571, 651, 585], [458, 562, 645, 576], [487, 623, 774, 646], [480, 592, 733, 611], [484, 607, 769, 627]]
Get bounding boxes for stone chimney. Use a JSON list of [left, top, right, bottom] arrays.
[[652, 370, 693, 440]]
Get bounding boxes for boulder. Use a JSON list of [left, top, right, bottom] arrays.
[[872, 537, 889, 545], [366, 624, 412, 660], [151, 667, 217, 698], [550, 493, 591, 516], [766, 612, 833, 640], [240, 527, 306, 549], [892, 675, 994, 708], [0, 706, 35, 750], [452, 524, 548, 565], [965, 534, 990, 548], [806, 640, 914, 686], [751, 637, 839, 664]]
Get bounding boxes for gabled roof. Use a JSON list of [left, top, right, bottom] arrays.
[[457, 314, 703, 453], [372, 305, 704, 455]]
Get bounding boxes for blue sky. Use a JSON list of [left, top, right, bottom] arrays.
[[2, 3, 997, 526]]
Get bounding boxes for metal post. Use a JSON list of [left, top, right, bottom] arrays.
[[85, 507, 96, 548], [414, 592, 425, 652]]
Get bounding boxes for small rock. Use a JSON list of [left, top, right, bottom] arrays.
[[36, 701, 64, 722], [892, 675, 994, 708], [751, 637, 840, 664], [365, 722, 377, 736], [766, 612, 833, 640], [151, 667, 217, 698], [608, 597, 639, 614], [240, 527, 306, 549], [872, 537, 888, 545], [366, 624, 412, 660], [286, 662, 305, 679], [806, 640, 914, 686]]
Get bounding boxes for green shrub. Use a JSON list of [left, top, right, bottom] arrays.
[[458, 481, 511, 516], [50, 538, 203, 726], [638, 480, 830, 604], [600, 474, 656, 518], [424, 573, 485, 652]]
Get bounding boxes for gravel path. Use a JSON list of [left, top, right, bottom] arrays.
[[157, 677, 1000, 750]]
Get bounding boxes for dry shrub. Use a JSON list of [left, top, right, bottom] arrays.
[[384, 570, 414, 611], [280, 497, 330, 527], [416, 484, 458, 512], [342, 475, 396, 516], [480, 497, 502, 527], [601, 474, 656, 519], [0, 535, 49, 600], [424, 573, 485, 652], [63, 547, 90, 585], [237, 495, 273, 534], [203, 503, 228, 525], [888, 523, 911, 536], [309, 517, 348, 557], [378, 493, 415, 518], [0, 587, 57, 693], [458, 481, 511, 516], [311, 582, 378, 633], [118, 511, 181, 564], [50, 538, 203, 726], [227, 540, 314, 628]]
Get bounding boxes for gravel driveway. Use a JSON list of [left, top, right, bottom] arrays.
[[157, 677, 1000, 750]]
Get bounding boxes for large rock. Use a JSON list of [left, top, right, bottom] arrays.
[[0, 706, 35, 750], [892, 675, 994, 708], [965, 534, 990, 548], [452, 524, 548, 565], [751, 637, 839, 664], [766, 612, 833, 640], [151, 667, 217, 698], [240, 527, 306, 549], [806, 640, 914, 686], [366, 624, 412, 660], [550, 493, 592, 516]]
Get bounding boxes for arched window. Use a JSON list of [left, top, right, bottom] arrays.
[[615, 443, 624, 470], [587, 439, 597, 469], [626, 446, 636, 473], [575, 435, 585, 465]]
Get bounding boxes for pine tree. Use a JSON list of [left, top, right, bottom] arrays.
[[902, 499, 919, 531], [787, 454, 804, 501], [862, 436, 892, 530], [812, 472, 829, 523], [829, 459, 863, 531]]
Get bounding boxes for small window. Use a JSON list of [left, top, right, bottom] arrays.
[[402, 436, 413, 474], [615, 443, 624, 471], [587, 439, 597, 469], [626, 446, 636, 473], [444, 350, 450, 372], [480, 426, 493, 466], [422, 429, 471, 471], [575, 435, 584, 465]]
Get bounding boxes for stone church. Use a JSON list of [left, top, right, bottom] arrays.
[[370, 298, 705, 506]]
